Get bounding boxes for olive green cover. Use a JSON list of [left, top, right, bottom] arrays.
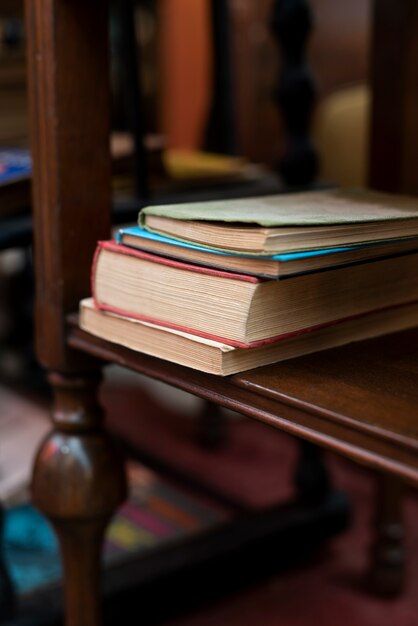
[[139, 189, 418, 228]]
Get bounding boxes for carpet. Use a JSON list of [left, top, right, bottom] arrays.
[[161, 465, 418, 626], [3, 461, 231, 596]]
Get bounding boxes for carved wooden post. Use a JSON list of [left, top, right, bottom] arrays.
[[33, 372, 126, 625], [294, 440, 331, 504], [366, 0, 418, 595], [204, 0, 237, 155], [272, 0, 330, 504], [24, 0, 127, 623], [197, 402, 227, 450], [113, 0, 150, 201], [271, 0, 318, 187]]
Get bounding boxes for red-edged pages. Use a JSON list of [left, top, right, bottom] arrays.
[[91, 240, 418, 349]]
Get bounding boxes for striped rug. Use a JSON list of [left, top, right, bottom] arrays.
[[4, 461, 231, 595]]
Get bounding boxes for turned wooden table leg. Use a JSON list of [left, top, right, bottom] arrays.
[[197, 401, 228, 450], [272, 0, 332, 512], [369, 473, 405, 596], [271, 0, 318, 187], [294, 440, 331, 505], [32, 371, 127, 626]]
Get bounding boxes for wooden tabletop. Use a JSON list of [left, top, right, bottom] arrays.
[[68, 318, 418, 487]]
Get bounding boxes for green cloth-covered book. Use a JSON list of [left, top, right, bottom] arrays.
[[139, 189, 418, 254]]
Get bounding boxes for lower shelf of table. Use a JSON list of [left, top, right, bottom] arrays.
[[68, 320, 418, 486]]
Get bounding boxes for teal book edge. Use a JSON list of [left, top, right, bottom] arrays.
[[117, 226, 398, 263]]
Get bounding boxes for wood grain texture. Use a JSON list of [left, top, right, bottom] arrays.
[[68, 321, 418, 487], [32, 371, 127, 626], [25, 2, 128, 625], [25, 0, 111, 371]]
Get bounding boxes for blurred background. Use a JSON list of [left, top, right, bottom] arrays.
[[0, 0, 371, 178], [0, 0, 373, 386]]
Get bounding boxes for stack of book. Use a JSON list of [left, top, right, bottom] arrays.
[[80, 189, 418, 376]]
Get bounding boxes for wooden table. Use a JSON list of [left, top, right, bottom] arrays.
[[23, 0, 418, 625]]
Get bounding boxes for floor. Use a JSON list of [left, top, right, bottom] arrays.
[[160, 475, 418, 626]]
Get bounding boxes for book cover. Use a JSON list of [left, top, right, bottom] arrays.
[[139, 188, 418, 227], [0, 148, 31, 186], [138, 190, 418, 254]]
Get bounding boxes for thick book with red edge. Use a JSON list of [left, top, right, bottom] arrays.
[[91, 240, 418, 348]]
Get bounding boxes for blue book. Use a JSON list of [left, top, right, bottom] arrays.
[[117, 225, 418, 279], [0, 149, 31, 184], [0, 149, 32, 216]]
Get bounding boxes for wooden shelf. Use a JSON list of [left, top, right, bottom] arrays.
[[68, 316, 418, 486]]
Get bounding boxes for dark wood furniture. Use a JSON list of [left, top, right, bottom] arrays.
[[23, 0, 418, 624]]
